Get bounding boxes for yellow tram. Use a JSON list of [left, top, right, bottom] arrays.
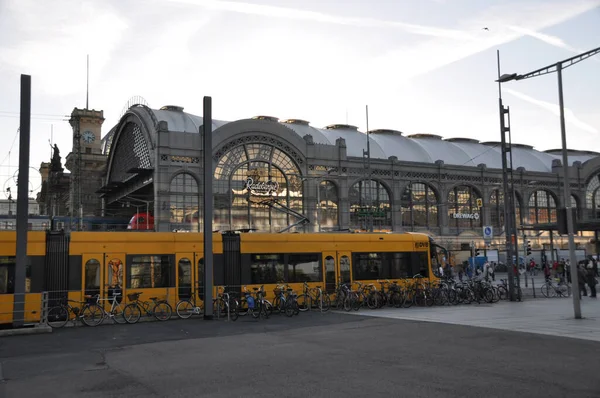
[[0, 230, 444, 326]]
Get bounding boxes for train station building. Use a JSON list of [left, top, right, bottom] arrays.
[[39, 103, 600, 253]]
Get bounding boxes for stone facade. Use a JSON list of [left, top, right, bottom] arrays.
[[97, 104, 600, 254]]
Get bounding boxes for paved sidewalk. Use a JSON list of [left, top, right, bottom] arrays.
[[343, 297, 600, 342]]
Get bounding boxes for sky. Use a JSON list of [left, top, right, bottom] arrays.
[[0, 0, 599, 199]]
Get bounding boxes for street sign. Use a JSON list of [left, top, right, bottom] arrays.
[[476, 198, 483, 208], [483, 225, 493, 241]]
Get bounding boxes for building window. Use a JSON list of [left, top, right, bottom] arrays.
[[128, 255, 171, 289], [571, 195, 579, 220], [213, 143, 302, 232], [170, 173, 199, 232], [586, 174, 600, 218], [490, 189, 504, 229], [349, 179, 392, 231], [401, 183, 438, 229], [447, 185, 482, 230], [318, 181, 338, 230], [528, 190, 557, 224]]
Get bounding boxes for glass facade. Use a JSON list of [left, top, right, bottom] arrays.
[[213, 143, 302, 232], [447, 185, 482, 230], [528, 190, 557, 224], [170, 173, 200, 232], [349, 179, 392, 231], [318, 180, 339, 230], [490, 189, 504, 229], [586, 175, 600, 219], [401, 183, 438, 229]]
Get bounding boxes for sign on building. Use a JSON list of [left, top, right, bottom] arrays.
[[483, 225, 493, 241]]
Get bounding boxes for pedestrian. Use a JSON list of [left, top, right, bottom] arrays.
[[489, 261, 496, 281], [577, 264, 588, 298], [543, 263, 551, 281], [586, 257, 597, 298]]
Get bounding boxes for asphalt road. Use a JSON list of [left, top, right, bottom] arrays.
[[1, 312, 599, 398]]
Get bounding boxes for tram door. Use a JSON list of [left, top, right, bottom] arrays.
[[176, 253, 196, 301], [104, 253, 126, 308], [323, 251, 352, 293]]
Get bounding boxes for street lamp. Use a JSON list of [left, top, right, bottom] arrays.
[[496, 45, 600, 319]]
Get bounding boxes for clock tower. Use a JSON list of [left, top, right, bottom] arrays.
[[65, 107, 107, 222]]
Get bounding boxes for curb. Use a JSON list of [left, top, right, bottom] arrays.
[[0, 325, 52, 337]]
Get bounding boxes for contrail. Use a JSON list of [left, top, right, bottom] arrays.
[[504, 88, 599, 134], [507, 24, 600, 62], [163, 0, 475, 40], [507, 25, 579, 52]]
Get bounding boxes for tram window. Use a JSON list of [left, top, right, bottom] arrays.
[[0, 257, 15, 294], [288, 254, 321, 282], [353, 253, 384, 280], [389, 253, 411, 279], [249, 254, 284, 284], [352, 252, 412, 280], [178, 258, 192, 300], [85, 259, 101, 296], [418, 252, 429, 277], [128, 255, 171, 289]]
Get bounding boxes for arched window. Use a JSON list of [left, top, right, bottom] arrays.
[[170, 173, 199, 232], [349, 179, 392, 231], [401, 183, 438, 229], [528, 190, 557, 224], [318, 181, 339, 230], [447, 185, 482, 229], [489, 189, 504, 229], [585, 174, 600, 218], [571, 194, 579, 219], [213, 143, 302, 232]]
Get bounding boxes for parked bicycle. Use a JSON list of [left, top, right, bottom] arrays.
[[123, 292, 172, 323], [46, 297, 89, 328], [80, 292, 127, 327], [541, 278, 571, 298]]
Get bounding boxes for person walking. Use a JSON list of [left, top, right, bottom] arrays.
[[577, 264, 588, 298], [586, 257, 597, 298]]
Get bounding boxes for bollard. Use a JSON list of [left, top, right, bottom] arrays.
[[525, 274, 528, 288], [532, 277, 536, 298]]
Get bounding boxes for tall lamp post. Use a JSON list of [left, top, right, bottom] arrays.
[[496, 45, 600, 319]]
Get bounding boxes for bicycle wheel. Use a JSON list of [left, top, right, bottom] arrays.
[[541, 283, 555, 298], [47, 305, 69, 328], [81, 304, 104, 327], [124, 303, 142, 324], [153, 301, 172, 321], [176, 300, 195, 319], [237, 298, 249, 316], [229, 300, 239, 321], [497, 286, 508, 301], [366, 293, 378, 310], [213, 298, 226, 319], [111, 304, 127, 324], [296, 294, 310, 312], [319, 294, 331, 312], [259, 301, 269, 319]]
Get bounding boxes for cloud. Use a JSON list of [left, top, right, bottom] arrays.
[[0, 0, 129, 96], [162, 0, 475, 40], [343, 0, 600, 99], [504, 87, 599, 134]]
